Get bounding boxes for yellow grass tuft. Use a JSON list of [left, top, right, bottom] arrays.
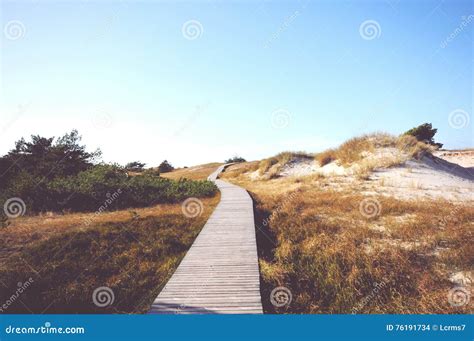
[[257, 152, 313, 178], [315, 133, 433, 168]]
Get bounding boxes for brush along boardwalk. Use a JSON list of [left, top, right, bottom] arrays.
[[149, 165, 263, 314]]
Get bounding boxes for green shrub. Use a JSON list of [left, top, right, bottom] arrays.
[[1, 164, 217, 214], [0, 130, 100, 189], [403, 123, 443, 148], [125, 161, 146, 172], [225, 156, 246, 163], [157, 160, 174, 173], [0, 131, 217, 215]]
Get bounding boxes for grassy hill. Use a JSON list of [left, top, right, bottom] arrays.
[[219, 133, 473, 314], [0, 195, 220, 313]]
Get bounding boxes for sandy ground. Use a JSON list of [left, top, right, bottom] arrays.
[[279, 157, 346, 176], [435, 149, 474, 168], [370, 156, 473, 201], [273, 149, 474, 202]]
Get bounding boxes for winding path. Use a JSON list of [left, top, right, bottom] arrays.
[[149, 165, 263, 314]]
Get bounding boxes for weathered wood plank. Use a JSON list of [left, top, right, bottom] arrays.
[[148, 165, 263, 314]]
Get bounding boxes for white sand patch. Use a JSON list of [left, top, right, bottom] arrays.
[[449, 271, 473, 286], [278, 147, 406, 178], [363, 238, 425, 254], [368, 224, 388, 233], [371, 155, 474, 202], [435, 150, 474, 168], [249, 147, 473, 202], [278, 157, 346, 177], [249, 170, 261, 180]]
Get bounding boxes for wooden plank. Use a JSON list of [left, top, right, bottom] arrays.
[[148, 165, 263, 314]]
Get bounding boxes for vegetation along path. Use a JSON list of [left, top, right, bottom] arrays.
[[149, 165, 263, 314]]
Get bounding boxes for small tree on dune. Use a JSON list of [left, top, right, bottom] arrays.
[[403, 123, 443, 148], [225, 156, 246, 163], [125, 161, 146, 172], [158, 160, 174, 173]]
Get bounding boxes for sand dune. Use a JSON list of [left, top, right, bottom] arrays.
[[258, 149, 474, 202]]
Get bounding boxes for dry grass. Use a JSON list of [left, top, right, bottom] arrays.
[[0, 195, 220, 313], [396, 135, 435, 159], [220, 161, 259, 179], [315, 133, 434, 167], [316, 149, 337, 166], [220, 133, 471, 313], [160, 163, 223, 180], [223, 134, 435, 183], [224, 174, 473, 314], [352, 154, 407, 180], [257, 152, 313, 179], [314, 135, 377, 166]]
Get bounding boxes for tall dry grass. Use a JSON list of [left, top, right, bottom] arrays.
[[315, 133, 434, 167], [220, 132, 471, 314], [252, 188, 472, 314], [0, 196, 220, 313], [258, 152, 313, 179]]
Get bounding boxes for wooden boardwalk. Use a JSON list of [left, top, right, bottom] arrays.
[[149, 165, 263, 314]]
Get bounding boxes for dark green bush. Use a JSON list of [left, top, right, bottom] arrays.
[[0, 130, 100, 191], [225, 156, 246, 163], [125, 161, 146, 172], [0, 132, 217, 214], [403, 123, 443, 148], [1, 165, 217, 214], [157, 160, 174, 173]]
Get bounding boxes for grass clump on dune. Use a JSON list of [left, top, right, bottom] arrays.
[[258, 152, 313, 179], [315, 133, 434, 167]]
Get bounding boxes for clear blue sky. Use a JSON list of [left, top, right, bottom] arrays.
[[1, 0, 472, 167]]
